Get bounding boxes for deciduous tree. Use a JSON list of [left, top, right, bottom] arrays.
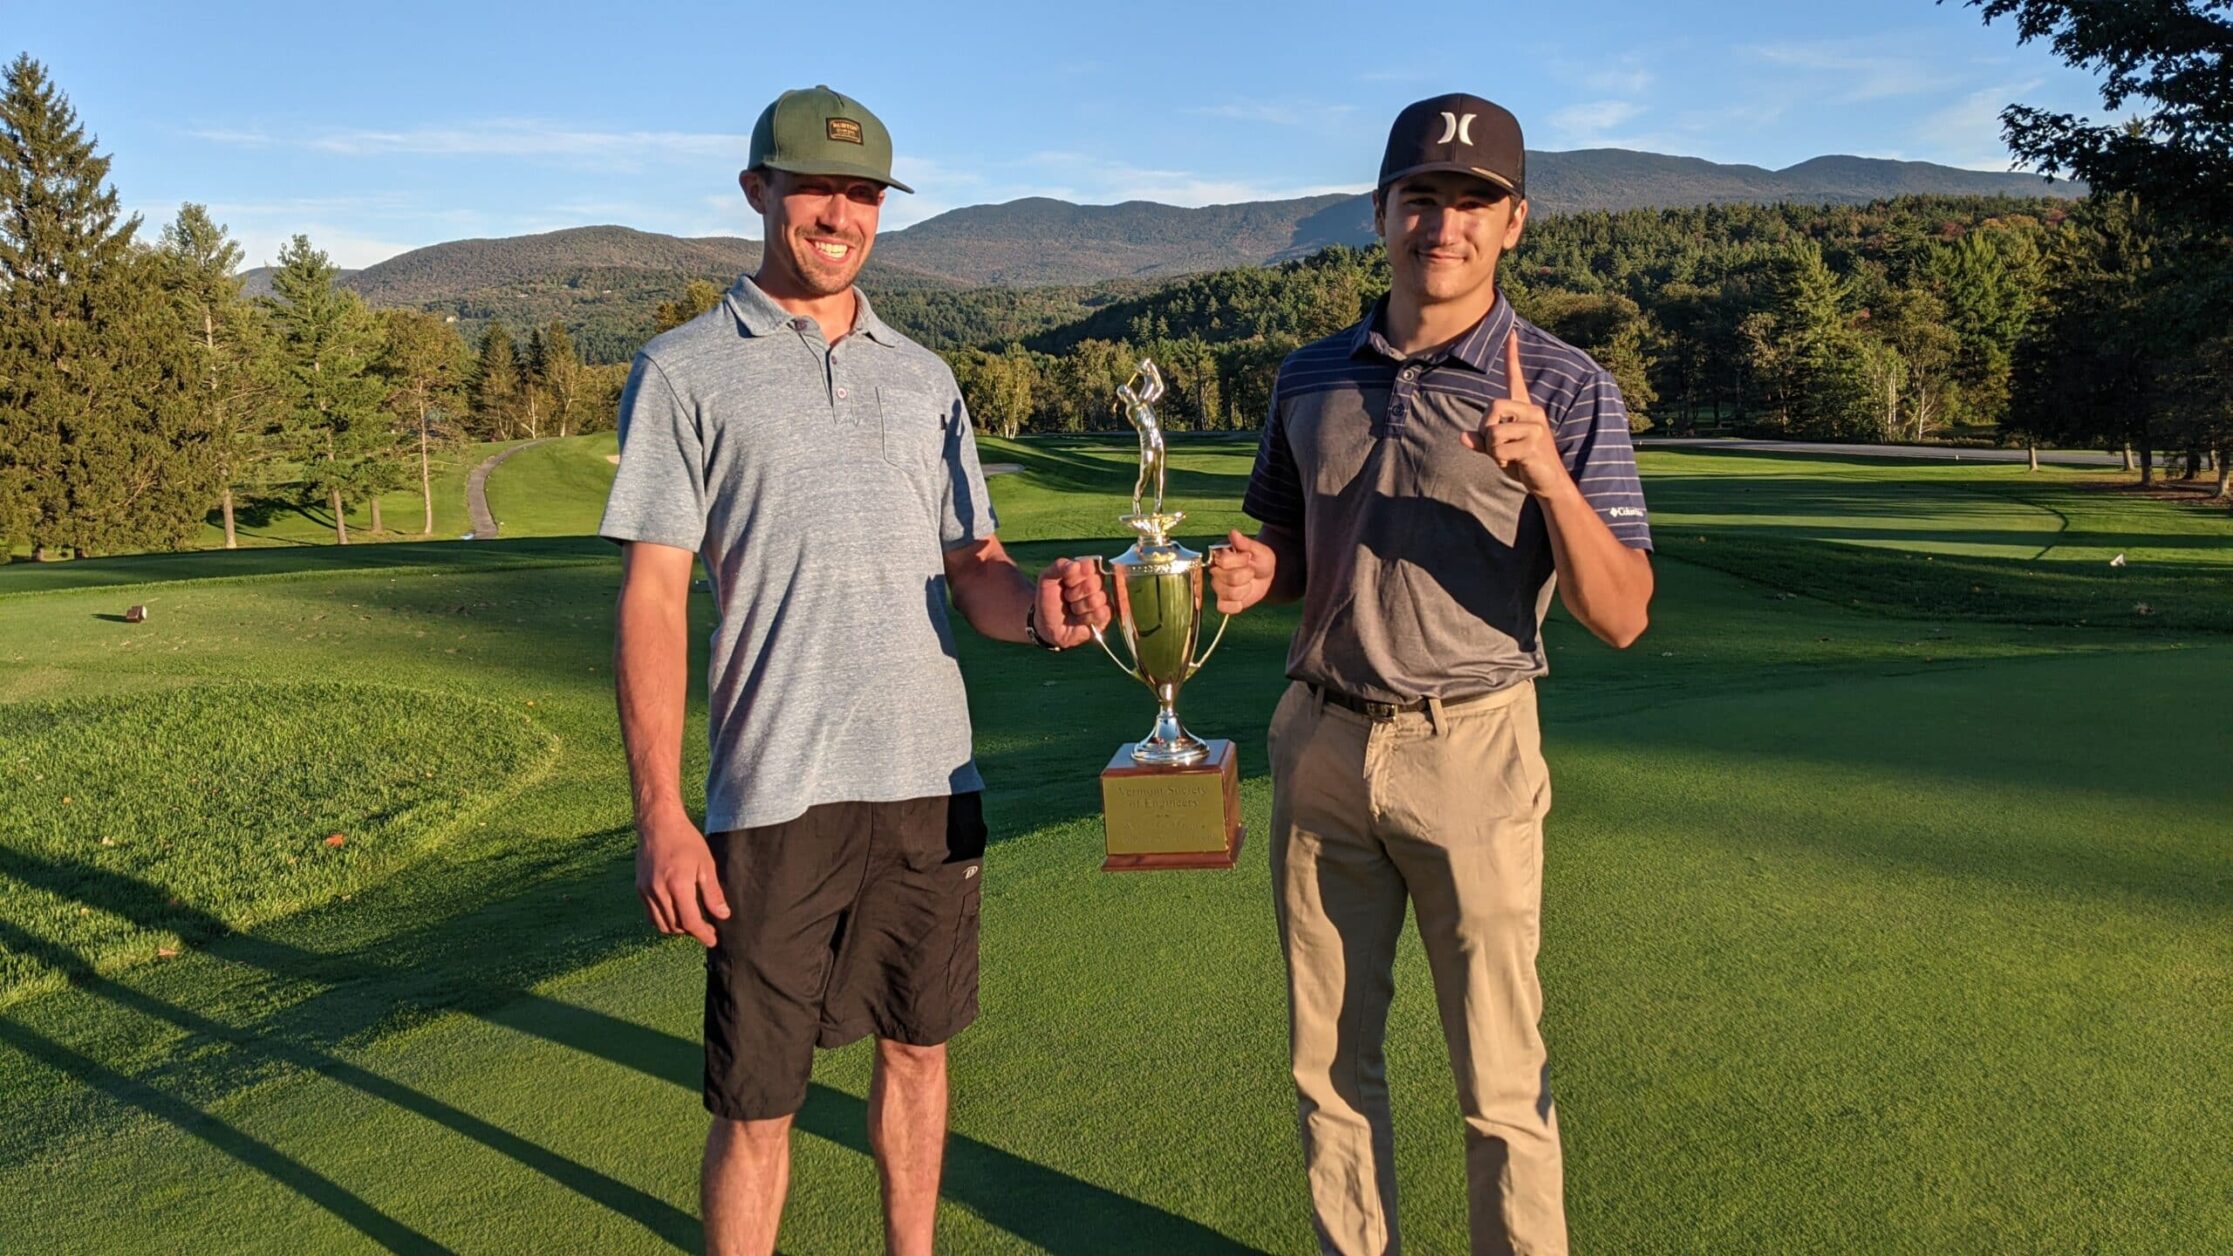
[[376, 309, 468, 534]]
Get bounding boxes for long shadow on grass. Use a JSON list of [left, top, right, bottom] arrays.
[[1544, 648, 2233, 912], [0, 847, 1258, 1253], [1654, 534, 2233, 633], [1657, 515, 2226, 557], [0, 917, 691, 1251], [0, 1011, 452, 1254]]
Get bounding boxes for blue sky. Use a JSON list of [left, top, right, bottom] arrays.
[[10, 0, 2115, 270]]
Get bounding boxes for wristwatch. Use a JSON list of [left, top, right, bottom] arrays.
[[1024, 602, 1065, 652]]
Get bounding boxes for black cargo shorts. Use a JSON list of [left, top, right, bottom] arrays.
[[702, 792, 986, 1120]]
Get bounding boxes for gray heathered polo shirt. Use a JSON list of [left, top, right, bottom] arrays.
[[598, 276, 997, 832]]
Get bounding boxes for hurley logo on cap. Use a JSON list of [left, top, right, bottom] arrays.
[[1437, 112, 1477, 145], [826, 117, 864, 145]]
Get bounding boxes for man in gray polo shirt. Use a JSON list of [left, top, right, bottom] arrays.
[[1212, 95, 1654, 1255], [601, 86, 1105, 1256]]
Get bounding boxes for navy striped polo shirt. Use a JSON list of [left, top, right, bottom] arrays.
[[1242, 294, 1652, 702]]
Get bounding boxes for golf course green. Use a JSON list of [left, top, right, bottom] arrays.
[[0, 438, 2226, 1253]]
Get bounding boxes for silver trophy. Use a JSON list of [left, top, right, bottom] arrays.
[[1091, 360, 1229, 766]]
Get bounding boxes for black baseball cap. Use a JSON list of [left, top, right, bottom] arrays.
[[1377, 93, 1525, 199]]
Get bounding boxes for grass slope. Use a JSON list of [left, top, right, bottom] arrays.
[[0, 440, 2226, 1253], [481, 432, 621, 539], [0, 683, 556, 1005]]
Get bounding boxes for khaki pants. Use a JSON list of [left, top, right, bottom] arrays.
[[1268, 680, 1565, 1256]]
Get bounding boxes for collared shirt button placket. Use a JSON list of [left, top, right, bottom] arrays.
[[1388, 363, 1422, 429]]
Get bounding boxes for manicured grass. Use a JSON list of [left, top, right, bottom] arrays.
[[481, 431, 621, 538], [1645, 449, 2233, 630], [0, 683, 556, 1005], [0, 437, 2226, 1253]]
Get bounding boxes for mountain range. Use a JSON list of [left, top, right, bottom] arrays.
[[237, 148, 2079, 355]]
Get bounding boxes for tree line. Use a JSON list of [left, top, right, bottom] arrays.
[[0, 55, 627, 559], [7, 1, 2228, 564], [911, 1, 2231, 494], [884, 173, 2226, 493], [893, 201, 2065, 448], [1958, 0, 2233, 494]]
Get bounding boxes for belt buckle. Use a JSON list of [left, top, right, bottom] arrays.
[[1363, 698, 1402, 721]]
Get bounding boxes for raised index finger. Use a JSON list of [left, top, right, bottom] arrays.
[[1505, 330, 1530, 404]]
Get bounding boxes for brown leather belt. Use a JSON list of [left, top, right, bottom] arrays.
[[1310, 684, 1503, 722]]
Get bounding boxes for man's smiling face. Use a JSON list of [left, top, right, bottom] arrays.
[[743, 167, 886, 299], [1375, 170, 1527, 310]]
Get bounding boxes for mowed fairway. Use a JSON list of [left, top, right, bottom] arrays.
[[0, 439, 2227, 1254]]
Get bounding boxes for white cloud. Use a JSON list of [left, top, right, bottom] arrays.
[[239, 225, 421, 271], [193, 119, 749, 167], [1187, 99, 1358, 128], [1748, 39, 1940, 102], [1915, 83, 2034, 170], [198, 193, 420, 218], [1356, 67, 1437, 85], [1547, 100, 1646, 142], [996, 151, 1362, 208], [1583, 64, 1656, 96], [133, 193, 476, 271]]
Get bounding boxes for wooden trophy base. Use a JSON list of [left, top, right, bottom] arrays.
[[1098, 739, 1244, 871]]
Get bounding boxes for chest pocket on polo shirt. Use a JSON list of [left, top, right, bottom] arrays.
[[878, 387, 945, 469]]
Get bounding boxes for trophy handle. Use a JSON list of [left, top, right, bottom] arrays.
[[1188, 543, 1234, 679], [1187, 610, 1231, 680], [1085, 557, 1145, 683]]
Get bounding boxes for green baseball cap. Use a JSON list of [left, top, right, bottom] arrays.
[[747, 85, 913, 194]]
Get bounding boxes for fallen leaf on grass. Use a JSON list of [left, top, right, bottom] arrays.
[[324, 833, 347, 848]]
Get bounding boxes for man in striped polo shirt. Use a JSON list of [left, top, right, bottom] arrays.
[[1211, 94, 1654, 1255]]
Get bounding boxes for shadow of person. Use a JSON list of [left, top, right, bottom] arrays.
[[0, 844, 1265, 1254]]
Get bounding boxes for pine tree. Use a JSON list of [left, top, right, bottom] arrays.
[[265, 234, 386, 543], [376, 309, 468, 535], [469, 323, 520, 439], [517, 326, 545, 439], [159, 203, 283, 548], [1925, 225, 2045, 425], [2009, 195, 2169, 478], [1775, 241, 1874, 438], [0, 55, 212, 559]]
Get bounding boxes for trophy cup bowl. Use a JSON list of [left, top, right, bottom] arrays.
[[1094, 514, 1227, 765]]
